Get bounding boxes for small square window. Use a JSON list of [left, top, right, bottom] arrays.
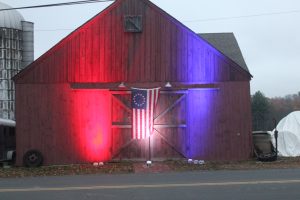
[[124, 15, 142, 32]]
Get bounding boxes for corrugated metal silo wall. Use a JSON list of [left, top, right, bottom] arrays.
[[0, 28, 22, 120], [21, 21, 34, 69]]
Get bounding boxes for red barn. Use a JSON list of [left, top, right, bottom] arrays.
[[13, 0, 253, 166]]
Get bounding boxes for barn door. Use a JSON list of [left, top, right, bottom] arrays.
[[111, 90, 188, 160]]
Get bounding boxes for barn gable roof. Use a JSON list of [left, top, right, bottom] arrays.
[[199, 33, 249, 73], [13, 0, 251, 83]]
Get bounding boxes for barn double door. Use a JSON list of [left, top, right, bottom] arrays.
[[111, 90, 188, 160]]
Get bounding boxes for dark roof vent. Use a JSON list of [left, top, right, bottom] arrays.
[[124, 15, 142, 32]]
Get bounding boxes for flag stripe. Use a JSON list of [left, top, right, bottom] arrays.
[[142, 110, 145, 139], [148, 89, 152, 137], [132, 109, 135, 139], [137, 109, 140, 139], [149, 89, 154, 133]]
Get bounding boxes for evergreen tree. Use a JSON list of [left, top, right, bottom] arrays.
[[251, 91, 271, 131]]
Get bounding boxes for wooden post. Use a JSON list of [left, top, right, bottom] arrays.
[[148, 136, 151, 161]]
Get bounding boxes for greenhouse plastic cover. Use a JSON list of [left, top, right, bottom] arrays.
[[269, 111, 300, 157]]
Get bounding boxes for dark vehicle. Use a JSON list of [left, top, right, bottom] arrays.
[[252, 131, 277, 162], [0, 118, 16, 163]]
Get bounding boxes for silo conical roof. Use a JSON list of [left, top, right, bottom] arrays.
[[0, 2, 24, 30]]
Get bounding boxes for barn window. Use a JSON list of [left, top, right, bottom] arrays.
[[124, 15, 142, 32]]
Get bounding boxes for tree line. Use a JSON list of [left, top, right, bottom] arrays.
[[252, 91, 300, 131]]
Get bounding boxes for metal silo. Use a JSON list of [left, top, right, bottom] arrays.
[[0, 2, 34, 120]]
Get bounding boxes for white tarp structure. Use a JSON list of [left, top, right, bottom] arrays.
[[269, 111, 300, 157]]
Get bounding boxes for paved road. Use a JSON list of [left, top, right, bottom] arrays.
[[1, 169, 300, 199]]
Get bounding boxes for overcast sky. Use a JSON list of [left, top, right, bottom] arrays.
[[1, 0, 299, 97]]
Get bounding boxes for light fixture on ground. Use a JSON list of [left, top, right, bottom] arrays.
[[146, 160, 152, 166]]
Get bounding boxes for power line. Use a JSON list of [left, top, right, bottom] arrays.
[[0, 0, 114, 11], [35, 8, 300, 32], [183, 9, 300, 23]]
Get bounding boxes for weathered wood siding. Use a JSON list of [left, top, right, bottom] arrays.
[[14, 0, 252, 165], [15, 0, 250, 84], [111, 91, 188, 160], [15, 82, 252, 165], [15, 84, 112, 165], [187, 82, 252, 160]]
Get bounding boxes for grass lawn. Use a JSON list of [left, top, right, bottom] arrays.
[[1, 157, 300, 178]]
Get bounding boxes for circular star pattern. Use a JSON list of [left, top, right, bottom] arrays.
[[133, 93, 146, 107]]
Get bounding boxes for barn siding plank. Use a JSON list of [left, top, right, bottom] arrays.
[[162, 19, 169, 81], [75, 35, 81, 82], [149, 7, 156, 81], [79, 30, 86, 82], [91, 22, 99, 82], [175, 28, 182, 82], [105, 13, 112, 82], [99, 19, 105, 82], [170, 26, 177, 81], [114, 10, 123, 82], [85, 24, 93, 82], [110, 10, 117, 82], [67, 39, 73, 82], [143, 6, 151, 82]]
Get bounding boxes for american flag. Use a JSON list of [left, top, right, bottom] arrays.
[[131, 88, 160, 140]]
